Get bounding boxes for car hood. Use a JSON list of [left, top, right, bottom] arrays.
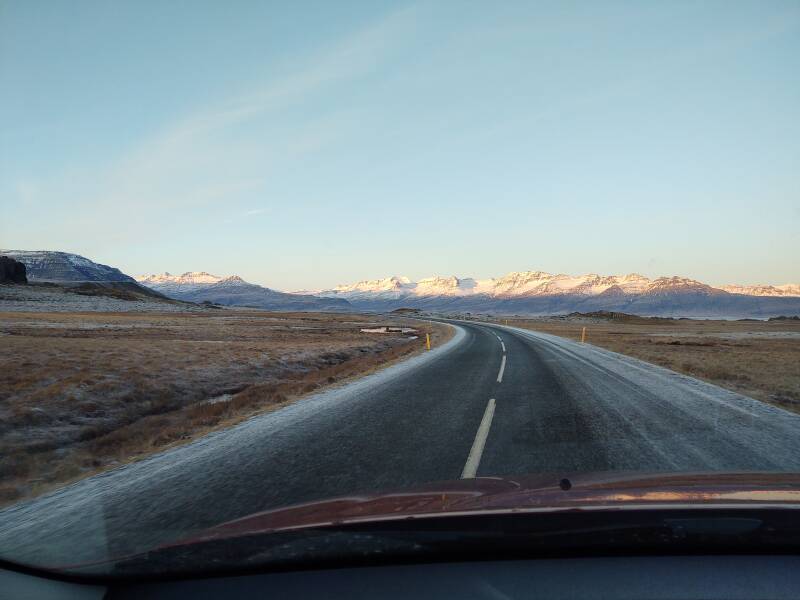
[[171, 472, 800, 547]]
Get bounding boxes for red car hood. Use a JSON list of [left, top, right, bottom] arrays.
[[172, 472, 800, 548]]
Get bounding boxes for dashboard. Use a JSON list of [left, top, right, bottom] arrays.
[[5, 555, 800, 599]]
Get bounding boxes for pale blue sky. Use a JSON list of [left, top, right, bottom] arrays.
[[1, 1, 798, 290]]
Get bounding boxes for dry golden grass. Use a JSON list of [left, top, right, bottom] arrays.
[[0, 310, 450, 506], [502, 315, 800, 415]]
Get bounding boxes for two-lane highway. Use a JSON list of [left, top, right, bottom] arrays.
[[2, 320, 800, 567]]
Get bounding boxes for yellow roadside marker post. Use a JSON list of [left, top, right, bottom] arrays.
[[426, 333, 431, 350], [581, 327, 587, 343]]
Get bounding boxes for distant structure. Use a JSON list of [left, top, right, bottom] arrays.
[[0, 256, 28, 284]]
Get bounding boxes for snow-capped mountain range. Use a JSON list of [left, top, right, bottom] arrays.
[[297, 271, 800, 318], [137, 271, 227, 294], [316, 272, 800, 301], [719, 284, 800, 297], [137, 270, 800, 317], [3, 249, 798, 317]]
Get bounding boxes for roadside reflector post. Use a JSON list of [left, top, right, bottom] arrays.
[[505, 319, 508, 326], [426, 333, 431, 350], [581, 327, 587, 344]]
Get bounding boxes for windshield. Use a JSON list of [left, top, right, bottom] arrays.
[[1, 0, 799, 578]]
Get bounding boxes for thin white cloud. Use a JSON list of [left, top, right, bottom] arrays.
[[16, 5, 419, 247], [15, 180, 39, 205], [244, 208, 269, 216], [220, 206, 271, 224]]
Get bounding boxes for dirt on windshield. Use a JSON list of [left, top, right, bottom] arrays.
[[0, 310, 451, 506]]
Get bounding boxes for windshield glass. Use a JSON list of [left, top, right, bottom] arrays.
[[1, 0, 799, 578]]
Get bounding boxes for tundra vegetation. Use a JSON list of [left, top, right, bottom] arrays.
[[508, 313, 800, 415], [0, 310, 450, 505]]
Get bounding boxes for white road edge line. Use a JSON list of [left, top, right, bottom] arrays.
[[500, 341, 506, 353], [461, 398, 496, 479], [497, 354, 506, 383]]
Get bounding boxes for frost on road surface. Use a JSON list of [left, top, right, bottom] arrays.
[[0, 324, 466, 568], [498, 324, 800, 471]]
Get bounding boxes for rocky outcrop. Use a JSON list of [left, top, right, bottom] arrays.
[[0, 256, 28, 284]]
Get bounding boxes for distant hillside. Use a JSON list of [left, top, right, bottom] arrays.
[[1, 250, 136, 283], [137, 272, 352, 311]]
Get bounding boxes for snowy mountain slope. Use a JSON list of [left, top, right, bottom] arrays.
[[319, 271, 799, 301], [136, 272, 351, 311], [720, 284, 800, 297], [310, 271, 800, 317], [136, 272, 224, 295], [1, 250, 136, 283], [9, 249, 795, 316]]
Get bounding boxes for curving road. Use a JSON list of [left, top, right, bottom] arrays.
[[2, 320, 800, 567]]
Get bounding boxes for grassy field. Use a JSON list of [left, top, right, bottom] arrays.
[[0, 310, 451, 505], [503, 313, 800, 415]]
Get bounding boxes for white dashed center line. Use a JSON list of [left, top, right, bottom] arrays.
[[496, 354, 506, 383], [461, 398, 496, 479]]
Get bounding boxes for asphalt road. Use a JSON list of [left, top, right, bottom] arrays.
[[2, 320, 800, 567]]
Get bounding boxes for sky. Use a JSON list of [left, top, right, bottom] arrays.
[[1, 1, 798, 291]]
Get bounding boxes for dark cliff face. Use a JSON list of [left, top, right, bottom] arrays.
[[0, 256, 28, 284], [0, 250, 136, 283]]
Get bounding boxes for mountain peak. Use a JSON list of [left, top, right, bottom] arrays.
[[333, 275, 413, 294], [136, 271, 223, 286], [218, 275, 247, 284]]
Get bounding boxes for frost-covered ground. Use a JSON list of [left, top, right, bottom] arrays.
[[509, 315, 800, 415], [649, 331, 800, 339], [0, 310, 447, 506], [0, 284, 199, 313]]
